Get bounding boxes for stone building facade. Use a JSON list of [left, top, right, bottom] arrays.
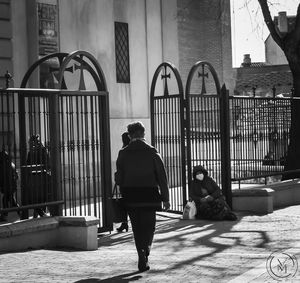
[[0, 0, 233, 172]]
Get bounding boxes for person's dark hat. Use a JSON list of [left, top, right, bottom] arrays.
[[192, 165, 208, 179]]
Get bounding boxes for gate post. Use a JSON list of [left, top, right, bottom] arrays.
[[49, 93, 62, 216], [100, 93, 113, 231], [220, 84, 232, 208], [18, 93, 28, 219]]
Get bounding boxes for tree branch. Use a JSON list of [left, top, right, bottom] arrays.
[[257, 0, 283, 49], [292, 3, 300, 42]]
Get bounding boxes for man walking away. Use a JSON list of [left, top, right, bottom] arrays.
[[115, 121, 170, 272]]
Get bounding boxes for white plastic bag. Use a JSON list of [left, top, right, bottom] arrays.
[[182, 200, 197, 220]]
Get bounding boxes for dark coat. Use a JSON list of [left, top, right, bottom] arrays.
[[189, 165, 236, 220], [190, 165, 222, 202], [27, 144, 50, 167], [0, 151, 18, 194], [115, 139, 169, 210], [190, 177, 222, 202]]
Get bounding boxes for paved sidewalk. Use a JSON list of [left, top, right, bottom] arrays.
[[0, 205, 300, 282]]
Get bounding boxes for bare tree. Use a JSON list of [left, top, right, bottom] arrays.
[[257, 0, 300, 179]]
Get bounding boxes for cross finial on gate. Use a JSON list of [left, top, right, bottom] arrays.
[[49, 65, 73, 89], [74, 55, 89, 90], [198, 65, 208, 95], [161, 66, 171, 96]]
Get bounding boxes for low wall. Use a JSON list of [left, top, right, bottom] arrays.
[[232, 179, 300, 214], [268, 179, 300, 208], [0, 216, 99, 253]]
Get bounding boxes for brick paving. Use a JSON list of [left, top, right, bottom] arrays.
[[0, 205, 300, 282]]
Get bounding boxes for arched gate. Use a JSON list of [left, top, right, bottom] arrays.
[[150, 61, 231, 213], [150, 62, 187, 213], [17, 51, 112, 232]]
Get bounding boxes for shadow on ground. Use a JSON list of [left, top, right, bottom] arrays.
[[97, 210, 272, 277], [156, 211, 271, 268], [74, 271, 143, 282]]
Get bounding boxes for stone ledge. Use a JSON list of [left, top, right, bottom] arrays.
[[270, 179, 300, 208], [268, 179, 300, 189], [233, 188, 274, 197], [0, 216, 99, 252], [57, 216, 99, 227], [232, 188, 274, 214], [0, 217, 58, 238], [232, 179, 300, 214], [241, 179, 300, 191]]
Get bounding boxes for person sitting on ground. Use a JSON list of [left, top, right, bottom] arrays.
[[189, 165, 237, 221]]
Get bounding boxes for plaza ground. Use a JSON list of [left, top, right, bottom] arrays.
[[0, 205, 300, 282]]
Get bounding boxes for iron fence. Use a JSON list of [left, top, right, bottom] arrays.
[[187, 94, 294, 185], [229, 95, 291, 183], [0, 88, 112, 231], [150, 61, 298, 212]]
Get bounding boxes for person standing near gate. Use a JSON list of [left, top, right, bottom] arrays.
[[116, 131, 130, 232], [26, 135, 50, 218], [0, 150, 20, 221], [115, 121, 170, 272]]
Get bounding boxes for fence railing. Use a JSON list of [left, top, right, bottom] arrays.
[[229, 95, 292, 183], [0, 88, 111, 231], [185, 89, 299, 192]]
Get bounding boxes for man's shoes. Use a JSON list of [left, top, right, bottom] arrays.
[[116, 222, 129, 232], [138, 250, 150, 272]]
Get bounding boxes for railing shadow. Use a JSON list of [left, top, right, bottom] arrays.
[[98, 211, 271, 273], [74, 271, 142, 282], [151, 212, 271, 272]]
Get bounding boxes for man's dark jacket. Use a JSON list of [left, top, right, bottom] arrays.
[[115, 139, 169, 210]]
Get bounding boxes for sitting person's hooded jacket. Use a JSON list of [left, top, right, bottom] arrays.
[[189, 165, 222, 202]]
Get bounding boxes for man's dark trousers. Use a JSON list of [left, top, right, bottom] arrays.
[[128, 208, 156, 255]]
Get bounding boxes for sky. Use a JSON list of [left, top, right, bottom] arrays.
[[231, 0, 299, 67]]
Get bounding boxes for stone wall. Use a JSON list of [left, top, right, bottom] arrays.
[[177, 0, 234, 92]]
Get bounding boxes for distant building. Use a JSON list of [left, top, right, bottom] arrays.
[[234, 12, 294, 97], [0, 0, 233, 176], [234, 55, 292, 96], [265, 12, 296, 65]]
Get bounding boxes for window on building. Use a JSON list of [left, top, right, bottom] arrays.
[[114, 22, 130, 83]]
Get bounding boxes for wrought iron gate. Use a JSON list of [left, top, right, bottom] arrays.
[[2, 51, 113, 232], [150, 61, 231, 213], [185, 61, 231, 207], [150, 62, 187, 213]]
